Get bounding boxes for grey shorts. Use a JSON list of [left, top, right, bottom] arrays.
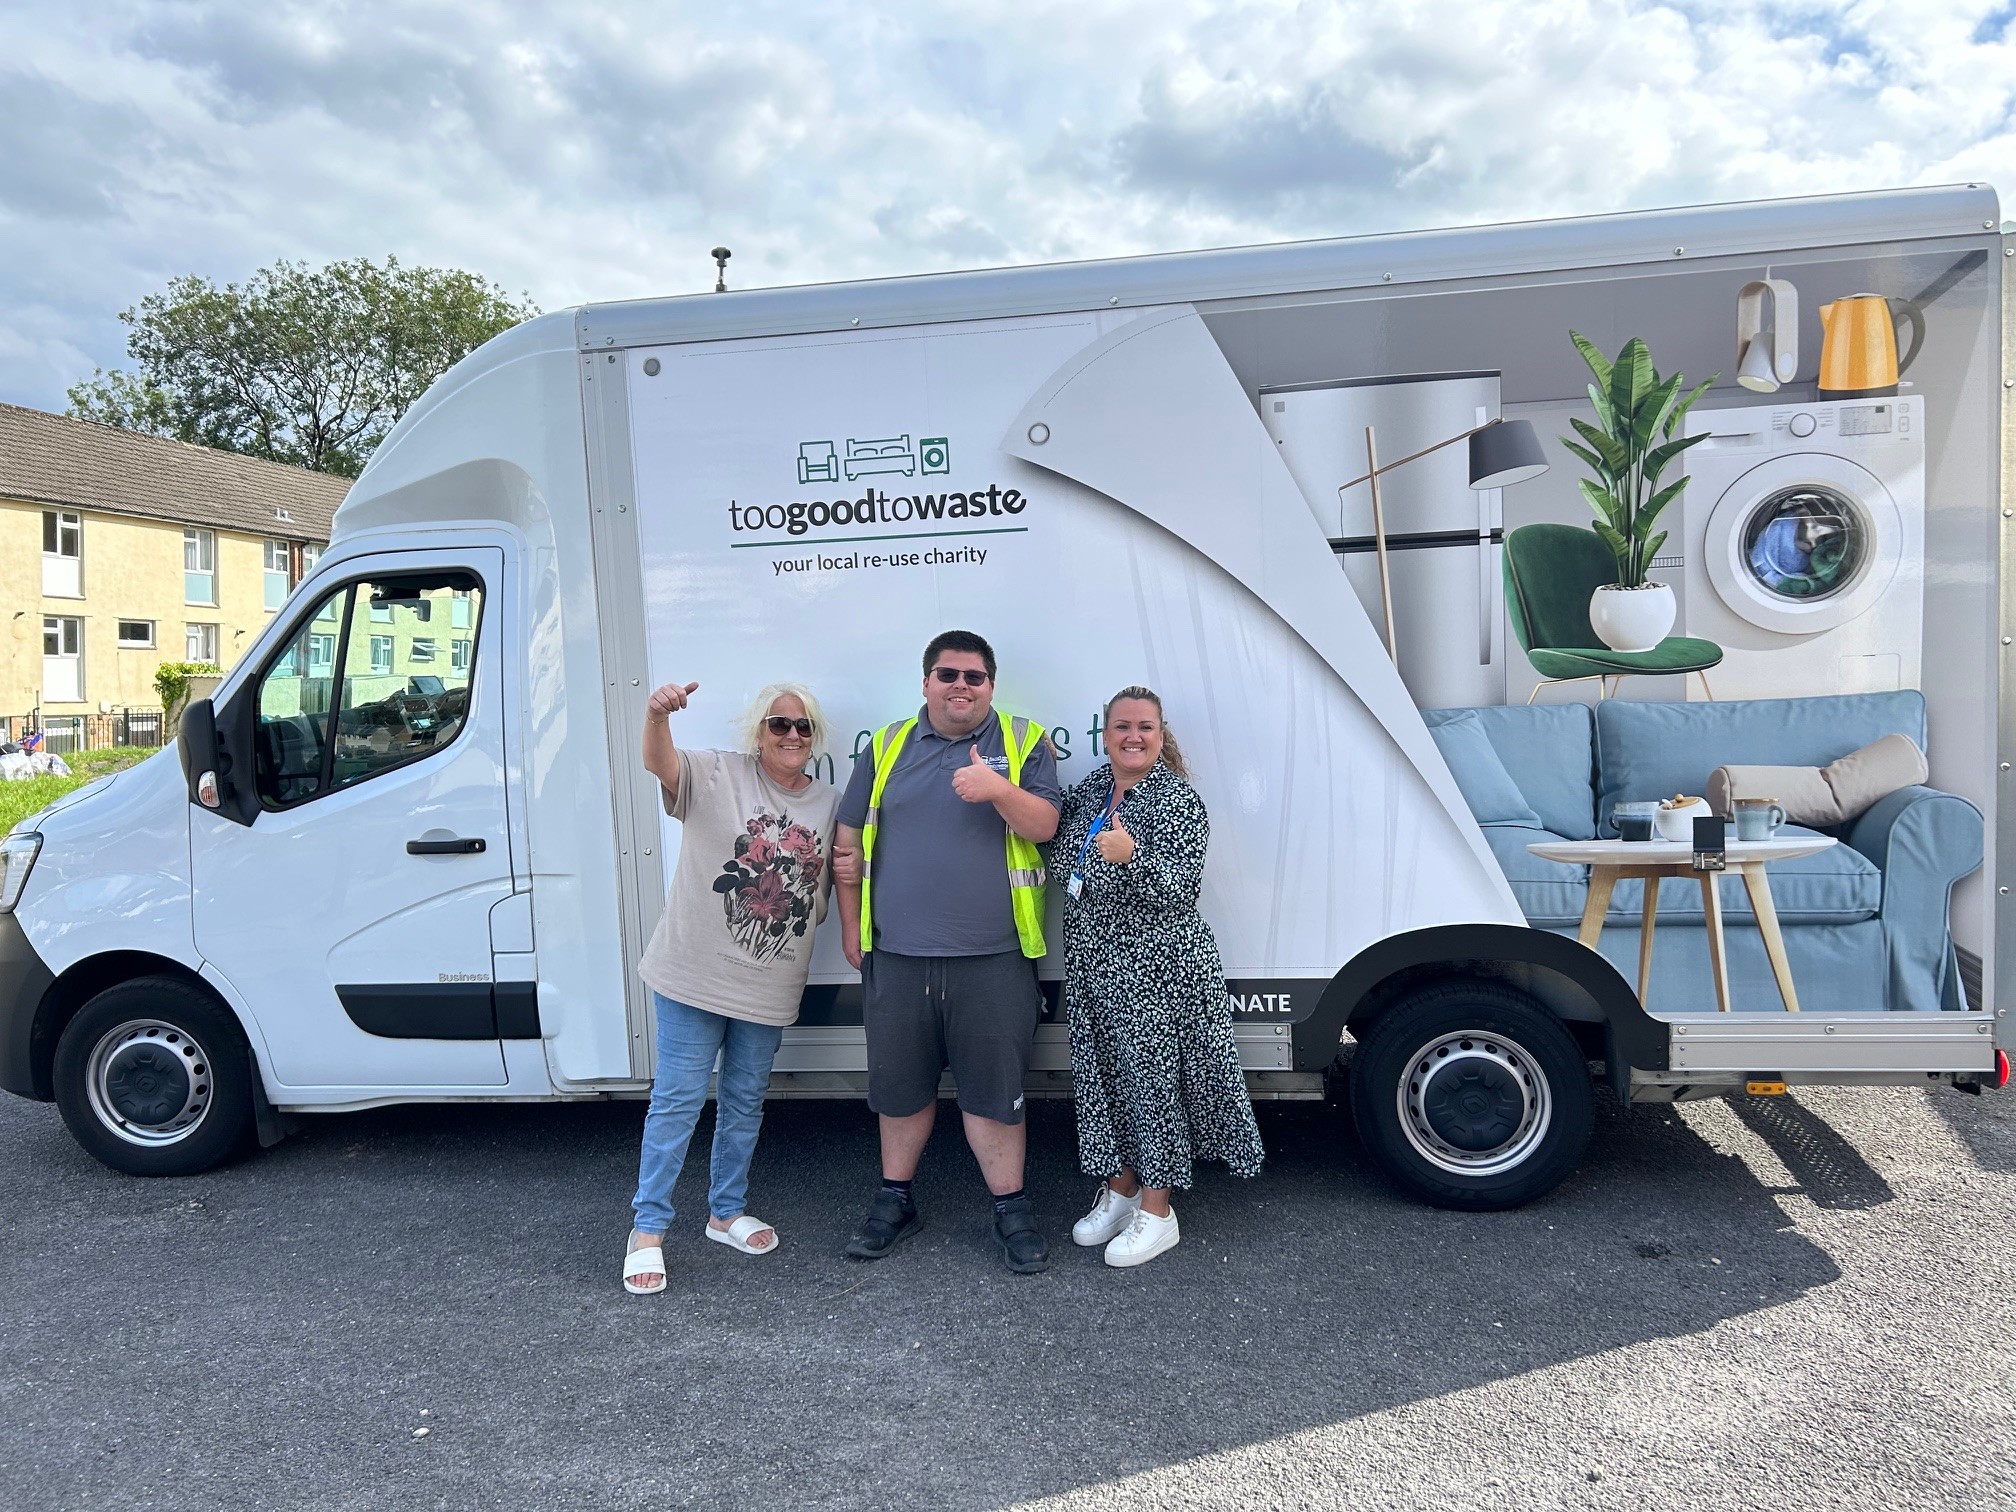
[[861, 949, 1041, 1124]]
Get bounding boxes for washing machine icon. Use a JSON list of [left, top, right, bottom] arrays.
[[919, 436, 951, 475]]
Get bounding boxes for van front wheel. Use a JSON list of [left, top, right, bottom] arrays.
[[1350, 982, 1592, 1211], [53, 978, 255, 1177]]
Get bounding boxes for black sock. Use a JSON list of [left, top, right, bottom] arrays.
[[880, 1177, 915, 1207], [991, 1187, 1025, 1215]]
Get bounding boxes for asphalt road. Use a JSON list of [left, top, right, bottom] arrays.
[[2, 1076, 2013, 1512]]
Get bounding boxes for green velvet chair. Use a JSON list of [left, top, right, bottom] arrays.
[[1504, 523, 1722, 703]]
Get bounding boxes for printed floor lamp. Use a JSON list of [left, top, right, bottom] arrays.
[[1332, 417, 1550, 663]]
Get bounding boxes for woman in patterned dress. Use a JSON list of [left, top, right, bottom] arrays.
[[1056, 685, 1264, 1268]]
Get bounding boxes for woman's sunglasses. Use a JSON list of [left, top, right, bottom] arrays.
[[931, 667, 991, 686], [764, 716, 814, 737]]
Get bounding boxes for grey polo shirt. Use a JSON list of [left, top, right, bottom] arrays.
[[837, 704, 1061, 957]]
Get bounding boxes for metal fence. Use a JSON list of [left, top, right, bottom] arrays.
[[0, 707, 169, 755]]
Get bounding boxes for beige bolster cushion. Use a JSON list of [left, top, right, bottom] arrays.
[[1708, 733, 1929, 826]]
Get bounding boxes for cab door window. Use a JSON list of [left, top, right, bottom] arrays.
[[251, 571, 483, 810]]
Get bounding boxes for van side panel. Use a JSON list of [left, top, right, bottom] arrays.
[[620, 310, 1518, 1015]]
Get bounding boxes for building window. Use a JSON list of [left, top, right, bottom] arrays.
[[42, 615, 84, 702], [263, 540, 291, 611], [369, 635, 394, 675], [41, 510, 82, 597], [184, 528, 217, 605], [301, 542, 322, 576], [409, 637, 436, 664], [450, 589, 473, 628], [117, 619, 156, 648], [307, 633, 336, 677], [186, 622, 220, 663], [450, 638, 472, 672]]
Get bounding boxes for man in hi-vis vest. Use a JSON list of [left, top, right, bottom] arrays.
[[833, 630, 1061, 1273]]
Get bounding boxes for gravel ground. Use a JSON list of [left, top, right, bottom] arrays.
[[1, 1078, 2012, 1511]]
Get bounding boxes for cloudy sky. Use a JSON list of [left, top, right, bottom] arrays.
[[3, 0, 2012, 412]]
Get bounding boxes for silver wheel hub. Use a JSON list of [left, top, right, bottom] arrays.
[[85, 1019, 213, 1147], [1398, 1031, 1552, 1177]]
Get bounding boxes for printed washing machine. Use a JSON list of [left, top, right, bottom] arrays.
[[1679, 395, 1924, 699]]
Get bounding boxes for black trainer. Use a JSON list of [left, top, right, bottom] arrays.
[[992, 1195, 1049, 1274], [844, 1190, 923, 1259]]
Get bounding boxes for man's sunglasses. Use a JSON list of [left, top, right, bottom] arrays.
[[931, 667, 991, 686], [764, 716, 814, 737]]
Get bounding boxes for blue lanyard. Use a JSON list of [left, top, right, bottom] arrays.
[[1072, 784, 1118, 876]]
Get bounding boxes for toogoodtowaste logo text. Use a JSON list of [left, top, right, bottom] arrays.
[[727, 431, 1029, 540]]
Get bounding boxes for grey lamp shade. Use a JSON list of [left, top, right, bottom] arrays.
[[1468, 418, 1549, 489]]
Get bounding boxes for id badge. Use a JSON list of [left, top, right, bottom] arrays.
[[1066, 872, 1084, 900]]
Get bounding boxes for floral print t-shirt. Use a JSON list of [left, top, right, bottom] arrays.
[[637, 748, 841, 1027]]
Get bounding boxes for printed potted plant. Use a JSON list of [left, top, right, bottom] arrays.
[[1563, 333, 1716, 651]]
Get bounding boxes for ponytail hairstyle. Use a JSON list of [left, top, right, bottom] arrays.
[[1103, 685, 1189, 781]]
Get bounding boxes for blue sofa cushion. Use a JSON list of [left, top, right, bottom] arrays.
[[1424, 703, 1596, 839], [1427, 711, 1543, 828], [1481, 827, 1592, 927], [1488, 824, 1881, 929], [1595, 691, 1928, 836]]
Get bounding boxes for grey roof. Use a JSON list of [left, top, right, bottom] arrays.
[[0, 403, 346, 540], [576, 183, 2001, 350]]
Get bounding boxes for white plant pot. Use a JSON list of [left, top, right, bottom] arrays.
[[1589, 583, 1676, 653]]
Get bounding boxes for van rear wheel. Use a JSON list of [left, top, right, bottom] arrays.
[[1350, 981, 1592, 1211], [53, 977, 254, 1177]]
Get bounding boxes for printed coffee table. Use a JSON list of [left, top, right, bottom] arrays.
[[1524, 836, 1839, 1013]]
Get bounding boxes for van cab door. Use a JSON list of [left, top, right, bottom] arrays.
[[189, 548, 518, 1092]]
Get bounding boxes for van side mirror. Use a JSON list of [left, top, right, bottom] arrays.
[[179, 698, 224, 811], [178, 697, 255, 826]]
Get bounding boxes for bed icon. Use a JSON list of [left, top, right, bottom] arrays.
[[797, 441, 840, 485], [843, 435, 917, 480]]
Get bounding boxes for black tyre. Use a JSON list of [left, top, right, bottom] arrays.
[[1350, 980, 1593, 1211], [52, 976, 255, 1177]]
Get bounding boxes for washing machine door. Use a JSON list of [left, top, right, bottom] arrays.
[[1702, 453, 1901, 636]]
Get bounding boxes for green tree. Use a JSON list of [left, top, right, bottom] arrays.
[[68, 257, 539, 477]]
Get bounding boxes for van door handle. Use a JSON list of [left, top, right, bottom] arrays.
[[407, 837, 486, 855]]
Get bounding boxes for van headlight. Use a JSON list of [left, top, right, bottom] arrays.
[[0, 831, 42, 913]]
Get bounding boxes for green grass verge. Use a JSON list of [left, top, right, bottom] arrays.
[[0, 747, 158, 835]]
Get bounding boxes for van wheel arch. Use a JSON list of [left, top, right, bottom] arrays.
[[31, 953, 243, 1102], [1298, 923, 1668, 1079]]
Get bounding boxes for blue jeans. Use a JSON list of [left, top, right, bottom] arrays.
[[631, 993, 784, 1236]]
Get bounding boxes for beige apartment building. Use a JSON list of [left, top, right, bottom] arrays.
[[0, 403, 347, 733]]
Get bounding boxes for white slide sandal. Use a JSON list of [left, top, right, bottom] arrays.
[[622, 1244, 667, 1295], [704, 1215, 780, 1256]]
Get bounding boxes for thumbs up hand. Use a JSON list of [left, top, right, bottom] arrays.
[[951, 743, 1005, 804], [1095, 815, 1136, 864], [647, 681, 699, 717]]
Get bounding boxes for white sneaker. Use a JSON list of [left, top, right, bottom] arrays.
[[1071, 1182, 1143, 1247], [1103, 1206, 1180, 1268]]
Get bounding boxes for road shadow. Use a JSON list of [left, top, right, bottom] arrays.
[[0, 1086, 1841, 1511], [1726, 1093, 1895, 1210], [1926, 1079, 2016, 1174]]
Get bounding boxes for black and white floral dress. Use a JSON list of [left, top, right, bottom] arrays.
[[1055, 760, 1264, 1191]]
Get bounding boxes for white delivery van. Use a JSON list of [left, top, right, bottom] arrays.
[[2, 186, 2010, 1209]]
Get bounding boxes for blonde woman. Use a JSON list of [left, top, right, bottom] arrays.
[[623, 679, 841, 1295], [1054, 686, 1263, 1268]]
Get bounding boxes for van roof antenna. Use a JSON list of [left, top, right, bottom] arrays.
[[711, 246, 732, 293]]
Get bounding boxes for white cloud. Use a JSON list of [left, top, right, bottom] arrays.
[[0, 0, 2009, 410]]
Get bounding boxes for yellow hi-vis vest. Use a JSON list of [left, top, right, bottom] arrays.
[[859, 709, 1048, 959]]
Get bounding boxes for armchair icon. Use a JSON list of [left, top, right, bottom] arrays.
[[797, 441, 841, 485]]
